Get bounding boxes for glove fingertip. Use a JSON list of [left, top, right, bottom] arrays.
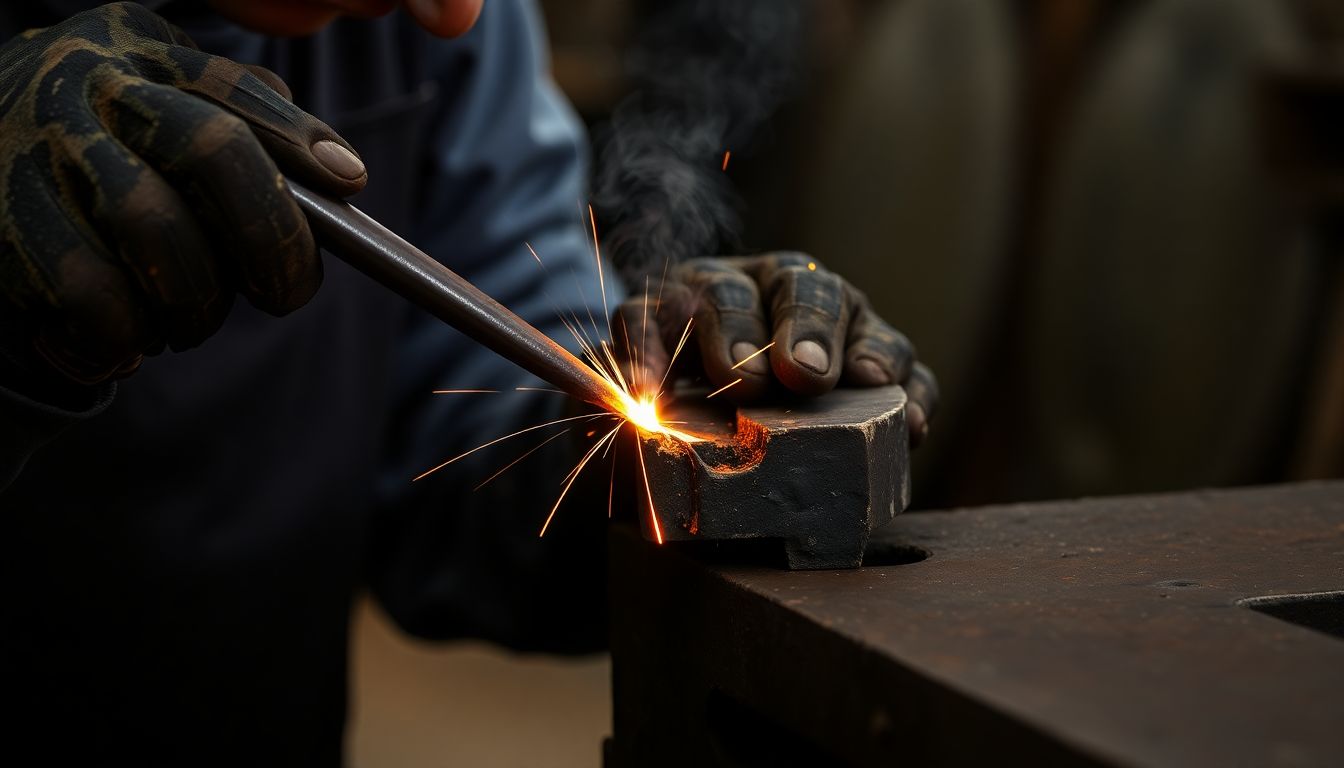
[[308, 139, 368, 192]]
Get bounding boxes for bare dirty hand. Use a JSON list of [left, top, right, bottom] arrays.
[[613, 252, 939, 446], [0, 3, 367, 385]]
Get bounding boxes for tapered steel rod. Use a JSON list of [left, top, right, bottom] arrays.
[[287, 179, 619, 412]]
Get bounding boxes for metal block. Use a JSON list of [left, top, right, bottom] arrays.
[[635, 385, 911, 569]]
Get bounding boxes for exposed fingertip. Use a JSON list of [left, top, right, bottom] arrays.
[[311, 140, 366, 182], [791, 339, 829, 374], [730, 341, 769, 375]]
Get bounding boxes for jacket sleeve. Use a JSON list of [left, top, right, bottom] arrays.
[[366, 0, 618, 653]]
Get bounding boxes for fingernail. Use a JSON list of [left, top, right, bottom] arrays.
[[311, 140, 366, 180], [852, 357, 890, 385], [731, 342, 768, 375], [791, 340, 829, 374], [407, 0, 441, 24]]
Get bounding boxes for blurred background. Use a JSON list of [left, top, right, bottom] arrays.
[[349, 0, 1344, 764]]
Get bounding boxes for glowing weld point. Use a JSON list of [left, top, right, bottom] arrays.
[[614, 390, 702, 443], [626, 398, 659, 433], [807, 261, 817, 271]]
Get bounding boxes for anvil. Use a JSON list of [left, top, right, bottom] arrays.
[[635, 385, 911, 569]]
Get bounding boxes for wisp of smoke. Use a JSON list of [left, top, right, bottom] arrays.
[[592, 0, 809, 285]]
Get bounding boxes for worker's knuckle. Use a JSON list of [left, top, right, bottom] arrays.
[[678, 257, 738, 280], [769, 251, 818, 271], [769, 267, 844, 316], [703, 272, 759, 312], [205, 110, 257, 151], [113, 2, 182, 44]]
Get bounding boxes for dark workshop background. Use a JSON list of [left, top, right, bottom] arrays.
[[347, 0, 1344, 765]]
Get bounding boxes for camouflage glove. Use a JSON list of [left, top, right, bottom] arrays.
[[0, 2, 367, 385], [614, 252, 939, 445]]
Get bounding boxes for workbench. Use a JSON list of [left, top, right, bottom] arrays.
[[607, 482, 1344, 767]]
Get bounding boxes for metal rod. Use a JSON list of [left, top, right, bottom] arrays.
[[286, 179, 619, 412]]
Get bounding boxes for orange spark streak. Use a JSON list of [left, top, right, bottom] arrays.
[[635, 434, 664, 544], [707, 378, 743, 399], [432, 389, 500, 394], [655, 257, 670, 322], [730, 341, 775, 371], [608, 433, 618, 518], [569, 266, 606, 344], [588, 204, 612, 339], [657, 317, 695, 394], [640, 277, 650, 390], [561, 314, 601, 366], [541, 424, 622, 537], [473, 428, 572, 491], [721, 150, 731, 171], [617, 313, 638, 391], [558, 421, 622, 487], [414, 412, 608, 482]]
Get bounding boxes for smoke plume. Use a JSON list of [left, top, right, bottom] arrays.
[[592, 0, 809, 286]]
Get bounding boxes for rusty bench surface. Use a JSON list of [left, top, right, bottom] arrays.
[[608, 482, 1344, 767]]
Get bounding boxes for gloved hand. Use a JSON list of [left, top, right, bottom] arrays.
[[613, 252, 939, 445], [0, 2, 367, 386]]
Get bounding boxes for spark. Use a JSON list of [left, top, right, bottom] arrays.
[[731, 341, 775, 371], [540, 424, 622, 537], [524, 241, 544, 267], [707, 379, 743, 399], [608, 436, 618, 519], [473, 428, 572, 491], [417, 208, 714, 546], [807, 261, 816, 271], [640, 276, 650, 390], [413, 411, 608, 482], [721, 150, 731, 171], [588, 204, 611, 340], [635, 431, 664, 544], [656, 257, 670, 309], [658, 317, 695, 394]]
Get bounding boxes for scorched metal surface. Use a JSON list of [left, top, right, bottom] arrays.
[[635, 385, 911, 568]]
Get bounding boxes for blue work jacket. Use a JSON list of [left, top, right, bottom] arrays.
[[0, 1, 612, 762]]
